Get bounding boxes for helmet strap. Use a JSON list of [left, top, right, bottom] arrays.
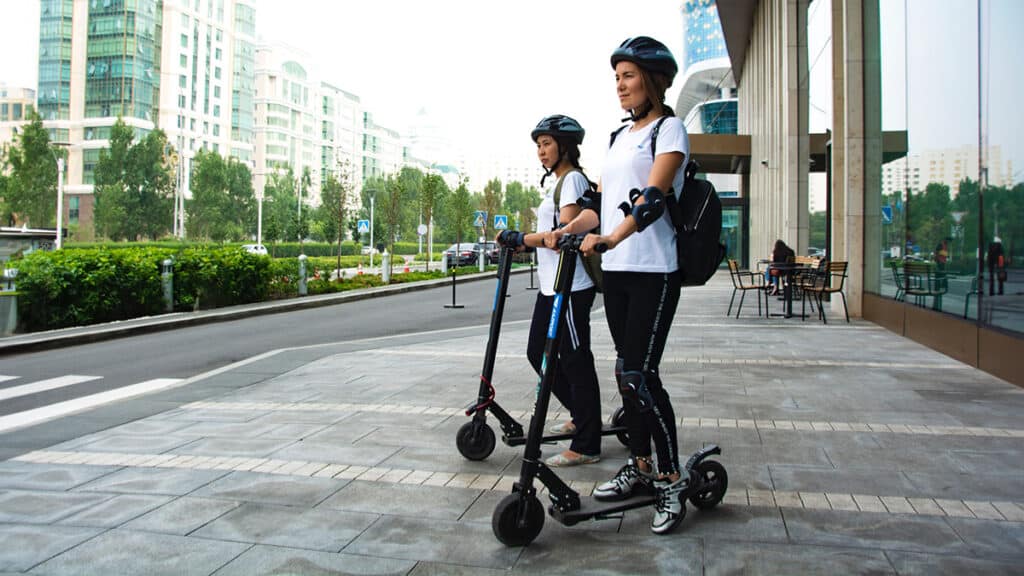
[[625, 100, 654, 122]]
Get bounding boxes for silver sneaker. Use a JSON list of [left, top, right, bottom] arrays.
[[651, 476, 688, 534], [593, 458, 652, 501]]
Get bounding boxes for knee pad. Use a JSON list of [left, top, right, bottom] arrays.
[[618, 370, 654, 412]]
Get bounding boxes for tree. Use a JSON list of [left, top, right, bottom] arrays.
[[186, 149, 254, 241], [503, 180, 541, 234], [420, 173, 448, 270], [382, 174, 405, 274], [479, 177, 503, 240], [1, 111, 62, 227], [262, 167, 296, 243], [445, 178, 474, 246], [318, 162, 355, 274], [93, 119, 175, 240]]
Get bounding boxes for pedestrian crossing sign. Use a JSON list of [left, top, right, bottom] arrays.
[[473, 211, 487, 228], [494, 215, 508, 230], [357, 219, 370, 234]]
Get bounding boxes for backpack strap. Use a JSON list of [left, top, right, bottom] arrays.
[[608, 115, 671, 159], [552, 169, 577, 229]]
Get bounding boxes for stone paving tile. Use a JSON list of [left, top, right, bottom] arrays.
[[781, 507, 969, 554], [71, 434, 196, 455], [170, 436, 298, 459], [0, 460, 118, 491], [123, 495, 242, 535], [885, 550, 1024, 575], [703, 540, 896, 576], [514, 527, 704, 575], [28, 528, 248, 576], [0, 524, 102, 572], [943, 516, 1024, 559], [0, 488, 112, 524], [192, 502, 378, 552], [55, 493, 172, 528], [214, 544, 416, 576], [72, 466, 227, 497], [344, 516, 522, 570], [320, 480, 483, 521], [191, 471, 347, 508]]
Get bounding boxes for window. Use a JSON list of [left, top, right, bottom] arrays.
[[215, 47, 221, 60], [213, 85, 220, 98], [213, 104, 220, 116], [180, 33, 188, 47], [214, 67, 221, 79], [178, 94, 185, 107], [180, 54, 187, 67], [179, 74, 187, 88], [12, 104, 22, 119], [181, 14, 188, 27], [213, 124, 220, 136], [68, 197, 79, 224]]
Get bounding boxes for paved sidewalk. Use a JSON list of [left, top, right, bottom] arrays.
[[1, 277, 1022, 575]]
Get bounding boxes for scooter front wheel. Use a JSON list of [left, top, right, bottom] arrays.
[[492, 493, 544, 546], [689, 460, 728, 510], [611, 406, 630, 446], [456, 421, 496, 461]]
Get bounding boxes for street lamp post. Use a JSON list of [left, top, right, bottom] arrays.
[[55, 156, 65, 249], [369, 194, 375, 269]]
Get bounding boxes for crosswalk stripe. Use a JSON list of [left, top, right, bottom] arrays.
[[0, 376, 18, 384], [0, 378, 183, 434], [0, 374, 102, 402]]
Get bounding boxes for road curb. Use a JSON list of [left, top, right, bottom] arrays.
[[0, 267, 534, 356]]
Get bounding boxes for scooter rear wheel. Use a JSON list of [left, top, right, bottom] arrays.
[[456, 421, 496, 461], [689, 460, 728, 510], [492, 493, 545, 546], [611, 406, 630, 446]]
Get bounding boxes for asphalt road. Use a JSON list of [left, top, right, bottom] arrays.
[[0, 271, 551, 417]]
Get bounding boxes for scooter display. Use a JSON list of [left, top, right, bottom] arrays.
[[491, 235, 728, 546], [455, 243, 629, 461]]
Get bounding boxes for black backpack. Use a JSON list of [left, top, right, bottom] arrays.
[[553, 170, 604, 292], [610, 117, 726, 286]]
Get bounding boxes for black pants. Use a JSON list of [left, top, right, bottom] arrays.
[[988, 265, 1005, 295], [602, 270, 682, 476], [527, 288, 602, 456]]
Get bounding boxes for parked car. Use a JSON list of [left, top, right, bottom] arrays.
[[443, 243, 480, 267], [482, 241, 501, 264], [242, 244, 268, 256]]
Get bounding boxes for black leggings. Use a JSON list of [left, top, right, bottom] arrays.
[[602, 270, 681, 476], [527, 288, 602, 456]]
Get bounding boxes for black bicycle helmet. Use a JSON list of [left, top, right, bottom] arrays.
[[530, 114, 585, 145], [610, 36, 678, 84]]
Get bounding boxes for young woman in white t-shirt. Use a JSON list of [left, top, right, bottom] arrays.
[[559, 36, 691, 535], [496, 114, 602, 467]]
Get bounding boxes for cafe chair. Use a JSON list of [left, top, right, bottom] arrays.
[[727, 259, 768, 318], [802, 261, 849, 324]]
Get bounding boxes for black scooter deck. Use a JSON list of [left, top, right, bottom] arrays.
[[504, 423, 627, 446], [549, 490, 656, 526]]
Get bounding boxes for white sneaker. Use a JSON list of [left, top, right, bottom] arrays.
[[651, 476, 688, 535], [548, 421, 576, 434], [593, 458, 652, 501]]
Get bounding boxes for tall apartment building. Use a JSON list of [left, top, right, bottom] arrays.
[[34, 0, 256, 237], [882, 145, 1014, 198], [253, 43, 368, 205], [0, 84, 36, 149]]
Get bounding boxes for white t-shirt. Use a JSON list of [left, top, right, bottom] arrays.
[[600, 116, 689, 273], [535, 170, 596, 296]]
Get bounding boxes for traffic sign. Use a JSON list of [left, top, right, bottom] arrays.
[[494, 214, 508, 230], [357, 219, 370, 234], [881, 205, 893, 224], [473, 210, 487, 228]]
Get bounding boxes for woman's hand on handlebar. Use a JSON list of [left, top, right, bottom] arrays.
[[543, 228, 563, 250], [581, 233, 614, 256]]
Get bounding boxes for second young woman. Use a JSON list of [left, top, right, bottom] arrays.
[[497, 114, 602, 467]]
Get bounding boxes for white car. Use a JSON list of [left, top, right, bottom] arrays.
[[242, 244, 268, 256]]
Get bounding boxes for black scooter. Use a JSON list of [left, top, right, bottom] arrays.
[[455, 243, 628, 461], [491, 235, 728, 546]]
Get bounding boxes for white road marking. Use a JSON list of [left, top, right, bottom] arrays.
[[0, 378, 183, 434], [0, 375, 102, 402], [0, 376, 18, 384]]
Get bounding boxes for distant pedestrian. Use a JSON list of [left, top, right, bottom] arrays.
[[987, 237, 1006, 295]]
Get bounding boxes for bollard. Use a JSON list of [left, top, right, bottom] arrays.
[[479, 246, 485, 272], [441, 251, 448, 275], [161, 259, 174, 312], [382, 250, 391, 283], [298, 254, 308, 296]]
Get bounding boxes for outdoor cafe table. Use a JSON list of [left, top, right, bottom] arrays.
[[767, 262, 811, 318]]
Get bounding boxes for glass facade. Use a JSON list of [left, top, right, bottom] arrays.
[[867, 0, 1023, 334], [683, 0, 728, 71], [85, 0, 162, 121], [699, 100, 738, 134], [38, 0, 73, 120], [231, 2, 255, 148]]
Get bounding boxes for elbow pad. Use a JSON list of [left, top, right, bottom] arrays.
[[576, 191, 601, 214], [498, 230, 525, 249], [630, 186, 665, 232]]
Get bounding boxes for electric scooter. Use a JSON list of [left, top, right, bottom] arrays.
[[491, 235, 728, 546], [455, 243, 629, 461]]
